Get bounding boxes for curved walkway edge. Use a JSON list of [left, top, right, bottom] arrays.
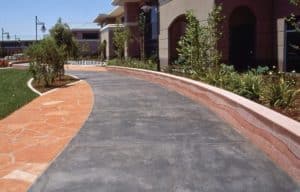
[[0, 80, 94, 191], [29, 70, 299, 191], [105, 66, 300, 183], [27, 78, 42, 96]]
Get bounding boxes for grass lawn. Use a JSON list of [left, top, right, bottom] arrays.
[[0, 69, 37, 119]]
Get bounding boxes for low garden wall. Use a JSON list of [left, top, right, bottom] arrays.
[[106, 66, 300, 183]]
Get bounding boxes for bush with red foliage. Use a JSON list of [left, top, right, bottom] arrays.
[[0, 59, 9, 68]]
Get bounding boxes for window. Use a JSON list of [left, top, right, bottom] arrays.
[[151, 7, 158, 40], [286, 18, 300, 72], [82, 33, 99, 40]]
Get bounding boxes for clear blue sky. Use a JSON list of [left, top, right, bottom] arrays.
[[0, 0, 113, 40]]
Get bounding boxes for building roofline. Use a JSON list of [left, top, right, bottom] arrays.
[[71, 28, 100, 32], [93, 6, 124, 24], [112, 0, 141, 6]]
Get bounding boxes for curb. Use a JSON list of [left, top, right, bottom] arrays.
[[27, 78, 42, 96], [27, 74, 81, 97], [0, 67, 12, 70]]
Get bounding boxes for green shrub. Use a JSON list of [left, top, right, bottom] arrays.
[[113, 24, 131, 60], [203, 64, 240, 90], [107, 58, 156, 71], [177, 5, 224, 76], [50, 18, 78, 59], [261, 72, 299, 110], [98, 40, 107, 61], [26, 37, 66, 87], [237, 71, 264, 101]]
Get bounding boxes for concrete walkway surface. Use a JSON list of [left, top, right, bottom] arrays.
[[28, 70, 299, 192], [0, 80, 94, 191]]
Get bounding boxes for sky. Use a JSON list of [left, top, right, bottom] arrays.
[[0, 0, 113, 40]]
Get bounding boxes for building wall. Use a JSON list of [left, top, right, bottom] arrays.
[[108, 0, 300, 71], [274, 0, 300, 18], [100, 28, 118, 59], [159, 0, 300, 71], [216, 0, 274, 67], [124, 2, 141, 58], [72, 30, 100, 55], [274, 0, 300, 71], [159, 0, 215, 68], [77, 40, 99, 55]]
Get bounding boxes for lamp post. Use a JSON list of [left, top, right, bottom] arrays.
[[35, 16, 46, 41], [15, 35, 21, 53], [1, 28, 10, 57]]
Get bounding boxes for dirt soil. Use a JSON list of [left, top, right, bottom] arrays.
[[32, 75, 79, 93]]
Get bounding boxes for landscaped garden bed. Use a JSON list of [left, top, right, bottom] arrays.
[[170, 67, 300, 122], [32, 75, 79, 93], [107, 58, 300, 122], [0, 69, 37, 119]]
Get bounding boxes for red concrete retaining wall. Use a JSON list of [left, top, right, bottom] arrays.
[[106, 66, 300, 183]]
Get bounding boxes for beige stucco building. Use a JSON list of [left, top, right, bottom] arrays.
[[94, 6, 124, 59], [96, 0, 300, 72]]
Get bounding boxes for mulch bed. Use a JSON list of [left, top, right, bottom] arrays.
[[32, 75, 79, 93]]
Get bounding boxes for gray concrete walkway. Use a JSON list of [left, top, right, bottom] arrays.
[[29, 71, 299, 192]]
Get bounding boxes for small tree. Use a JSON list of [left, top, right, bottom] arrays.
[[98, 40, 107, 61], [50, 18, 78, 59], [113, 24, 131, 60], [177, 5, 224, 75], [79, 42, 90, 58], [26, 37, 66, 86], [177, 10, 202, 72], [138, 12, 146, 60], [206, 5, 224, 68]]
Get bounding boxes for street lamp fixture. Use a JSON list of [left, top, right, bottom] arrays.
[[15, 35, 20, 41], [1, 28, 10, 41], [35, 16, 46, 41], [141, 5, 152, 13], [15, 35, 21, 49]]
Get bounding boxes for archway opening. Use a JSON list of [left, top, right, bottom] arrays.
[[229, 6, 256, 71], [168, 14, 187, 64]]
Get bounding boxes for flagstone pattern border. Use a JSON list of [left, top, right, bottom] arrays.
[[0, 80, 94, 191]]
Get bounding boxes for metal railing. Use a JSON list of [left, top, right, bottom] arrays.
[[68, 60, 106, 66]]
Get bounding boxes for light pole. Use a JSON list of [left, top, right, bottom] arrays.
[[14, 35, 21, 42], [35, 16, 46, 41], [1, 28, 10, 57], [15, 35, 21, 53]]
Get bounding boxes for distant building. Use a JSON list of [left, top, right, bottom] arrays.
[[0, 40, 35, 57], [71, 28, 100, 56], [94, 0, 300, 72], [94, 6, 125, 59]]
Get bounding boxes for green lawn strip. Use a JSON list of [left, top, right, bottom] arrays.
[[0, 69, 38, 119]]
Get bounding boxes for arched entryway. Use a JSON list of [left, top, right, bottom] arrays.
[[168, 15, 187, 64], [229, 6, 256, 71]]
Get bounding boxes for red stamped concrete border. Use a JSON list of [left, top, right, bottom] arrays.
[[106, 66, 300, 183], [0, 80, 94, 191]]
